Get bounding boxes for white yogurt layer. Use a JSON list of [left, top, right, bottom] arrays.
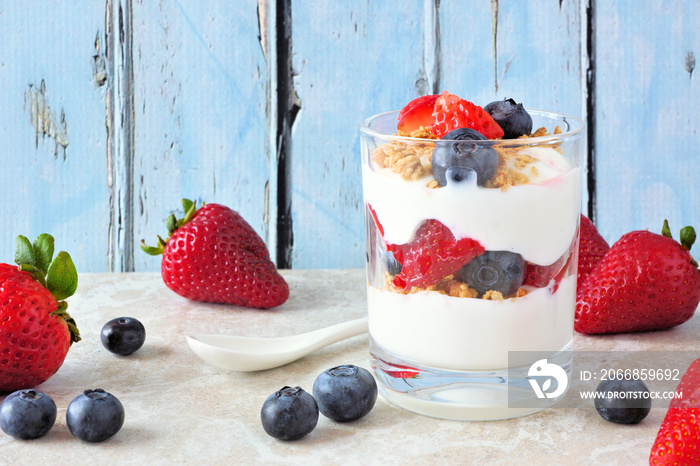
[[368, 275, 576, 371], [363, 146, 581, 265]]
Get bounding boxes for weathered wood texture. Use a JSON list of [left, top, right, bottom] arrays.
[[594, 0, 700, 244], [0, 2, 111, 272], [130, 0, 272, 272], [0, 0, 697, 272], [289, 1, 426, 268]]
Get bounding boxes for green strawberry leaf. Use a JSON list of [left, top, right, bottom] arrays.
[[18, 264, 47, 288], [46, 251, 78, 301], [181, 198, 194, 216], [140, 239, 164, 256], [141, 198, 202, 258], [50, 301, 81, 345], [179, 199, 197, 227], [680, 226, 696, 252], [166, 214, 178, 235], [662, 220, 673, 239], [14, 235, 35, 267], [33, 233, 55, 275]]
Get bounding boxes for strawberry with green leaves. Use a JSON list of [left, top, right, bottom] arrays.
[[0, 234, 80, 392], [575, 220, 700, 334], [142, 199, 289, 309], [650, 357, 700, 465]]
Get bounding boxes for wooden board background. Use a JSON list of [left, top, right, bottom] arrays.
[[0, 0, 698, 273]]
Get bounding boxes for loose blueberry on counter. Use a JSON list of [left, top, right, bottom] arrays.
[[101, 317, 146, 355], [0, 389, 57, 439], [459, 251, 525, 297], [594, 377, 651, 424], [66, 389, 125, 442], [313, 365, 378, 422], [261, 386, 318, 441], [484, 98, 533, 139], [431, 128, 498, 187]]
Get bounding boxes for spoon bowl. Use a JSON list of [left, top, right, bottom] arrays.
[[186, 317, 369, 372]]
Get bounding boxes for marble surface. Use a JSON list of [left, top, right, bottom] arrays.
[[1, 270, 698, 465]]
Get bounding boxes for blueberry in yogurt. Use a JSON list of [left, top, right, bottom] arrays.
[[460, 251, 525, 297], [431, 128, 498, 187]]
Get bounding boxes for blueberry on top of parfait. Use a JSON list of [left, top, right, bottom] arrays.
[[484, 98, 533, 139], [431, 128, 498, 187]]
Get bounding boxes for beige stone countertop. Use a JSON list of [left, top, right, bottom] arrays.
[[1, 270, 698, 465]]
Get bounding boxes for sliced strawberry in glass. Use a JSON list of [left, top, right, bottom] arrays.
[[387, 219, 484, 289], [523, 247, 576, 292], [397, 94, 439, 133], [431, 91, 504, 139]]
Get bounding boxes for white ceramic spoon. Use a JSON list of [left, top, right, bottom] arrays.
[[186, 317, 369, 372]]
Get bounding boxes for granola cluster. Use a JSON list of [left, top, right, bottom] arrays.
[[371, 127, 436, 180], [384, 273, 531, 300], [371, 126, 561, 188]]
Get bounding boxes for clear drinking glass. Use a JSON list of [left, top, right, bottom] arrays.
[[360, 109, 585, 420]]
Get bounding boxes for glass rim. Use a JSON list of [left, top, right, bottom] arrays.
[[359, 108, 586, 145]]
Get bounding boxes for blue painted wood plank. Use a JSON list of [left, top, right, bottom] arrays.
[[289, 1, 427, 269], [0, 2, 111, 273], [440, 0, 584, 114], [439, 0, 587, 207], [130, 0, 273, 271], [594, 0, 700, 249]]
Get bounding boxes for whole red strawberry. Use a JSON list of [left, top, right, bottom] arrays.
[[575, 220, 700, 334], [578, 214, 610, 288], [386, 219, 485, 289], [650, 358, 700, 465], [0, 234, 80, 392], [141, 199, 288, 309], [431, 91, 504, 139]]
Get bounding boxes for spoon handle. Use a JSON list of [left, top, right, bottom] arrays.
[[297, 317, 369, 354]]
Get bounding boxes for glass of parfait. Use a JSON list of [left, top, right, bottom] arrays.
[[360, 96, 585, 420]]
